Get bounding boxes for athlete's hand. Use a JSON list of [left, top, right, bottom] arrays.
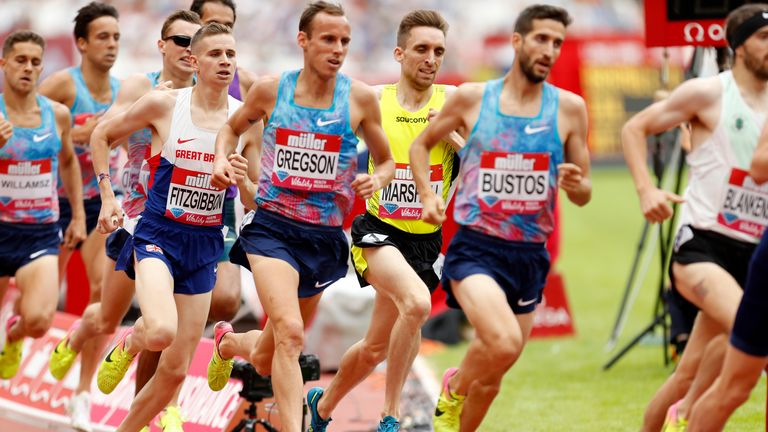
[[228, 153, 249, 184], [0, 113, 12, 149], [63, 217, 87, 250], [428, 108, 440, 122], [97, 198, 123, 234], [72, 113, 103, 145], [639, 186, 685, 224], [421, 192, 446, 225], [558, 163, 584, 193], [155, 80, 174, 91], [352, 173, 379, 200], [212, 155, 235, 190]]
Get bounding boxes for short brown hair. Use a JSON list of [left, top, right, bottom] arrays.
[[513, 4, 572, 36], [396, 10, 448, 48], [161, 10, 202, 39], [190, 22, 232, 50], [3, 30, 45, 57], [299, 1, 345, 37], [726, 3, 768, 48]]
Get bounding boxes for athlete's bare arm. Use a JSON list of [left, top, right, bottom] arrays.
[[622, 77, 720, 223], [752, 124, 768, 183], [91, 90, 176, 232], [213, 76, 278, 189], [40, 71, 101, 144], [101, 74, 153, 123], [352, 81, 394, 200], [411, 83, 484, 224], [558, 90, 591, 206], [237, 66, 258, 98], [54, 102, 87, 248], [0, 112, 11, 149], [231, 122, 262, 210], [435, 85, 467, 151]]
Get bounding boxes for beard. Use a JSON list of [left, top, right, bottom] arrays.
[[518, 52, 547, 84], [743, 45, 768, 81]]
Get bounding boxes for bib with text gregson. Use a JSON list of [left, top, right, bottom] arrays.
[[272, 128, 341, 192], [0, 159, 54, 212], [379, 162, 443, 220], [717, 167, 768, 239], [478, 152, 550, 214], [164, 152, 225, 226]]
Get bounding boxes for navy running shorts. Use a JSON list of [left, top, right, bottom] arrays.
[[0, 221, 60, 277], [230, 209, 349, 298], [441, 226, 550, 314], [730, 232, 768, 357]]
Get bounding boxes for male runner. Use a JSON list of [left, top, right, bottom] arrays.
[[90, 23, 244, 431], [306, 10, 463, 432], [207, 3, 394, 431], [622, 4, 768, 431], [410, 5, 590, 431], [0, 30, 86, 379], [48, 10, 202, 432], [686, 125, 768, 431], [191, 0, 258, 321]]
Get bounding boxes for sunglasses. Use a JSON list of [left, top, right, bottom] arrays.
[[164, 35, 192, 48]]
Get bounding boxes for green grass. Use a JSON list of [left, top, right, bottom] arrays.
[[426, 167, 766, 431]]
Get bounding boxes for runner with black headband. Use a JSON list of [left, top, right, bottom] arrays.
[[622, 4, 768, 431]]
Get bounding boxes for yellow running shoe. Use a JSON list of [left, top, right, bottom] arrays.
[[50, 319, 81, 380], [0, 315, 22, 379], [158, 405, 185, 431], [139, 427, 150, 432], [97, 327, 135, 394], [207, 321, 234, 391], [433, 368, 464, 432], [661, 400, 688, 432]]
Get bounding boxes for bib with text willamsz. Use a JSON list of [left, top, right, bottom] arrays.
[[164, 147, 225, 226], [717, 168, 768, 239], [379, 162, 443, 220], [0, 159, 55, 212], [271, 128, 341, 192], [478, 152, 550, 214]]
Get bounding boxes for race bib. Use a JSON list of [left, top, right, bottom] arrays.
[[0, 159, 55, 211], [271, 128, 340, 191], [478, 152, 550, 214], [164, 166, 225, 226], [717, 168, 768, 238], [379, 163, 443, 220]]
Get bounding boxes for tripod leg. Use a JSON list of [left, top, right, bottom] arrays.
[[603, 313, 667, 370]]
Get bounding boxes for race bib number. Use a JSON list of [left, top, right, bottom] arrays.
[[478, 152, 550, 214], [272, 128, 341, 191], [0, 159, 54, 211], [379, 163, 443, 220], [717, 168, 768, 238], [164, 166, 225, 226]]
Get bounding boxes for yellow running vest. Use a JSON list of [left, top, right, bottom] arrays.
[[366, 84, 457, 234]]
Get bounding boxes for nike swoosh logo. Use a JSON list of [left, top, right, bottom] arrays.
[[177, 138, 195, 144], [33, 133, 52, 143], [435, 408, 445, 417], [517, 298, 537, 307], [315, 280, 334, 289], [316, 118, 341, 127], [104, 345, 118, 363], [29, 249, 47, 260], [524, 125, 549, 135]]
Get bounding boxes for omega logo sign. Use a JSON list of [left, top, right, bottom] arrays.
[[683, 22, 725, 43]]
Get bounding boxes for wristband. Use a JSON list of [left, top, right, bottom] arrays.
[[98, 173, 111, 184]]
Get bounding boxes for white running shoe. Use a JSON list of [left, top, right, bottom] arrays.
[[68, 391, 93, 432]]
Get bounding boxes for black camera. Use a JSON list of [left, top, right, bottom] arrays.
[[230, 353, 321, 402]]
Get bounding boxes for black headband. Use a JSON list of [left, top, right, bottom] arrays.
[[729, 10, 768, 50]]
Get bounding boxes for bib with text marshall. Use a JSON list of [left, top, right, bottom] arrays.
[[272, 128, 341, 191], [0, 159, 54, 212], [379, 162, 443, 220], [478, 152, 550, 214], [164, 148, 224, 226], [717, 168, 768, 238]]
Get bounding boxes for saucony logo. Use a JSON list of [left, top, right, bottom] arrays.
[[177, 138, 195, 144], [316, 118, 341, 127], [33, 133, 52, 143]]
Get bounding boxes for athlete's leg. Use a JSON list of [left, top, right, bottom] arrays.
[[117, 291, 211, 431], [318, 245, 430, 420], [446, 274, 532, 432], [135, 350, 161, 394], [641, 313, 724, 432], [12, 256, 59, 340], [672, 262, 743, 332], [124, 258, 176, 355], [687, 346, 766, 431], [248, 254, 303, 432], [674, 334, 727, 419], [209, 261, 241, 322]]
